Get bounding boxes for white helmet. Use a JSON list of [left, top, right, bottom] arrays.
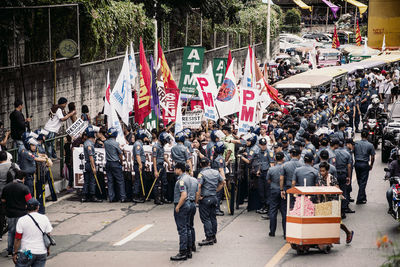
[[371, 94, 379, 100], [372, 98, 380, 105]]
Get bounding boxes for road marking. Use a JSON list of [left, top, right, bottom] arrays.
[[265, 243, 291, 267], [113, 224, 153, 246]]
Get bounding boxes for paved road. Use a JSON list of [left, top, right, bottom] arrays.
[[1, 139, 399, 267]]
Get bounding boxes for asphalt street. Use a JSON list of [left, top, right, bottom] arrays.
[[1, 136, 399, 267]]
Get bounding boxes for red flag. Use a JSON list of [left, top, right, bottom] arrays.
[[225, 50, 232, 76], [135, 37, 152, 125], [332, 26, 340, 49], [356, 20, 362, 46], [158, 41, 178, 90], [162, 88, 180, 125]]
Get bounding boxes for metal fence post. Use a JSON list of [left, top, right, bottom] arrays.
[[48, 7, 51, 61], [60, 136, 64, 177]]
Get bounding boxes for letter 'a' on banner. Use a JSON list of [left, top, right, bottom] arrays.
[[179, 46, 205, 96], [238, 86, 258, 134], [213, 58, 227, 88], [196, 64, 219, 121]]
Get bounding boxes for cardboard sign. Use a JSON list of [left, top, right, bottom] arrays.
[[66, 119, 88, 139], [182, 110, 203, 129], [73, 145, 197, 188], [179, 47, 205, 95], [238, 87, 258, 134]]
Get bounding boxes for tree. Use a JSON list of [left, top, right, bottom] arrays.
[[283, 8, 301, 33]]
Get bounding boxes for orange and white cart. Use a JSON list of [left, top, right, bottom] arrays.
[[286, 186, 343, 254]]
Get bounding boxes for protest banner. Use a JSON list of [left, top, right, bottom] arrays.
[[162, 88, 180, 125], [196, 64, 219, 121], [182, 110, 203, 129], [73, 145, 197, 188], [215, 59, 240, 117], [213, 58, 227, 88], [179, 46, 205, 95], [238, 86, 258, 134], [66, 119, 88, 139]]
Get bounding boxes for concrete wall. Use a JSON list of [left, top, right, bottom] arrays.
[[0, 42, 277, 133]]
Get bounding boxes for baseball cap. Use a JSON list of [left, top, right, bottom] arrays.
[[304, 153, 314, 162], [281, 135, 289, 143], [290, 147, 301, 156], [259, 138, 267, 145], [27, 198, 40, 210]]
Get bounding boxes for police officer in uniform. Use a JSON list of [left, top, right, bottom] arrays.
[[197, 158, 224, 246], [152, 131, 172, 205], [183, 128, 194, 156], [314, 150, 337, 178], [293, 153, 318, 186], [186, 165, 199, 255], [132, 129, 148, 203], [280, 147, 303, 194], [354, 130, 375, 204], [211, 141, 226, 216], [256, 138, 275, 215], [82, 126, 102, 203], [104, 127, 127, 203], [267, 152, 286, 238], [171, 131, 193, 175], [170, 162, 192, 261], [206, 130, 219, 160]]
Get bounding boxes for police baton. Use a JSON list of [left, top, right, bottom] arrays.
[[47, 164, 56, 193], [93, 172, 103, 195], [139, 170, 146, 197], [146, 172, 158, 201], [33, 173, 37, 199], [223, 184, 231, 215]]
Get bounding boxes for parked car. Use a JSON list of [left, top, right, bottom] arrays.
[[382, 102, 400, 163]]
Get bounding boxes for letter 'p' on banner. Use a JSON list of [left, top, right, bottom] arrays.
[[238, 87, 258, 134], [196, 64, 219, 121]]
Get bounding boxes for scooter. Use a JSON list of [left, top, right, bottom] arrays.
[[384, 168, 400, 222]]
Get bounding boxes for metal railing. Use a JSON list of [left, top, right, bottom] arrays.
[[7, 134, 66, 178]]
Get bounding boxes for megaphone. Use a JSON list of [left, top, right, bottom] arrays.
[[332, 116, 340, 126]]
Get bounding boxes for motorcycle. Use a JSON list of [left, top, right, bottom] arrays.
[[384, 169, 400, 222], [363, 118, 380, 149]]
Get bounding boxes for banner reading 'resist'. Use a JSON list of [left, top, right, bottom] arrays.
[[179, 47, 205, 95]]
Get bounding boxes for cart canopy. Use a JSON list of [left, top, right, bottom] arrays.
[[287, 186, 343, 195]]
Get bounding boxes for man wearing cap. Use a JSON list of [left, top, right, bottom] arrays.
[[280, 135, 291, 161], [197, 158, 224, 247], [171, 162, 192, 261], [1, 170, 31, 257], [267, 152, 286, 238], [314, 150, 337, 178], [82, 126, 102, 203], [257, 138, 275, 215], [43, 97, 76, 159], [354, 130, 375, 204], [280, 148, 303, 193], [104, 127, 127, 203], [360, 84, 371, 116], [292, 153, 318, 187], [13, 197, 53, 266], [315, 137, 336, 165]]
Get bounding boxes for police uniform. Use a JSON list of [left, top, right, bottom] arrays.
[[347, 98, 356, 129], [152, 141, 168, 202], [171, 143, 191, 165], [302, 143, 316, 158], [360, 89, 371, 115], [18, 146, 37, 195], [354, 94, 361, 131], [187, 175, 199, 251], [354, 139, 375, 203], [198, 167, 223, 240], [293, 165, 319, 186], [319, 109, 328, 126], [313, 162, 337, 178], [173, 173, 192, 254], [246, 144, 262, 211], [334, 147, 352, 210], [36, 145, 57, 201], [104, 138, 126, 202], [281, 158, 303, 190], [258, 149, 275, 209], [267, 162, 286, 236], [205, 141, 215, 160], [83, 139, 97, 199], [184, 140, 194, 155], [132, 140, 146, 199], [211, 154, 226, 213]]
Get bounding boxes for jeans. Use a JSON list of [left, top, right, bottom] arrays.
[[46, 131, 57, 159], [154, 165, 167, 200], [269, 190, 286, 236], [7, 217, 19, 254], [106, 161, 126, 201], [188, 201, 196, 248], [16, 252, 46, 267], [174, 202, 190, 252], [133, 164, 145, 197], [258, 171, 270, 207], [199, 196, 218, 238], [25, 175, 34, 197], [337, 172, 349, 210], [46, 170, 57, 201], [355, 161, 370, 202]]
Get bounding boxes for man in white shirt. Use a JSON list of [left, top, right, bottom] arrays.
[[43, 97, 75, 159], [378, 71, 386, 100], [384, 74, 394, 112], [13, 198, 53, 266]]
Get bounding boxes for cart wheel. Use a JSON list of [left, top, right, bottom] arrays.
[[296, 247, 304, 255], [290, 244, 297, 250], [323, 245, 331, 254]]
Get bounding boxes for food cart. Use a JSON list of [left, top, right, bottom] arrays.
[[286, 186, 342, 254]]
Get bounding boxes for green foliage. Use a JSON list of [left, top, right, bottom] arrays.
[[282, 8, 301, 33]]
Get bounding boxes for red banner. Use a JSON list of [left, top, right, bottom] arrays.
[[135, 38, 152, 125], [158, 41, 178, 90], [162, 88, 180, 125], [191, 100, 204, 111]]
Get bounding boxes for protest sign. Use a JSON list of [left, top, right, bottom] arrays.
[[179, 47, 205, 95], [162, 88, 180, 125], [196, 64, 219, 121], [182, 110, 203, 129], [238, 87, 258, 134], [66, 119, 88, 139], [213, 58, 227, 88]]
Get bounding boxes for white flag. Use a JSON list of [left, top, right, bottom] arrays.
[[104, 69, 112, 120], [382, 34, 386, 52], [215, 59, 240, 117], [109, 107, 126, 145], [241, 46, 256, 88], [129, 42, 138, 96], [174, 95, 183, 135], [196, 64, 219, 121], [110, 50, 131, 125]]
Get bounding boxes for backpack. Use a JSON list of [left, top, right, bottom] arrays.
[[6, 163, 18, 184]]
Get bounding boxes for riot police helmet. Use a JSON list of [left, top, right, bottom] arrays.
[[107, 127, 118, 138], [214, 141, 225, 155]]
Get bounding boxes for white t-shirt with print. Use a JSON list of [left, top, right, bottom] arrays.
[[16, 212, 53, 254], [44, 108, 64, 133]]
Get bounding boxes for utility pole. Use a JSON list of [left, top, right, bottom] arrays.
[[266, 0, 271, 60]]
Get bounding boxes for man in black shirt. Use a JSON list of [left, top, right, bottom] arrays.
[[9, 99, 31, 148], [1, 170, 31, 256]]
